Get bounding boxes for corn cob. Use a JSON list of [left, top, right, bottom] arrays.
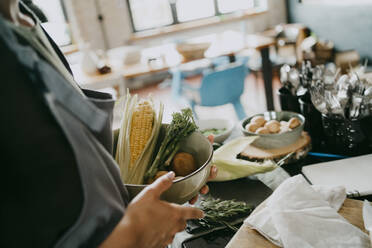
[[129, 101, 154, 167]]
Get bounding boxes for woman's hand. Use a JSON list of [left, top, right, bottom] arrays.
[[189, 135, 218, 205], [100, 171, 204, 248]]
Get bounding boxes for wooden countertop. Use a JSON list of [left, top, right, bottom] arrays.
[[226, 199, 367, 247]]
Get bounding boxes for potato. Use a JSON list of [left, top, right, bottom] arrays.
[[280, 121, 289, 127], [279, 125, 292, 133], [154, 171, 169, 180], [288, 117, 301, 129], [146, 171, 169, 184], [146, 177, 155, 184], [264, 120, 280, 133], [251, 116, 266, 127], [256, 127, 270, 134], [246, 123, 260, 133], [171, 152, 197, 177]]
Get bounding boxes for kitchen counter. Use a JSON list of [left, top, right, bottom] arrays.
[[182, 153, 371, 248], [226, 198, 367, 248], [181, 126, 372, 248]]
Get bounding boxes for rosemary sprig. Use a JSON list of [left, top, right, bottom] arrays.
[[195, 197, 254, 232]]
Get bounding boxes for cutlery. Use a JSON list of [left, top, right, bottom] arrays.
[[350, 82, 365, 118]]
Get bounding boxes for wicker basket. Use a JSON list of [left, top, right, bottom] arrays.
[[176, 42, 211, 61]]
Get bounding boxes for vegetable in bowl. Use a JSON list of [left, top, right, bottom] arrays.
[[115, 93, 164, 185], [145, 108, 198, 182], [114, 92, 213, 204]]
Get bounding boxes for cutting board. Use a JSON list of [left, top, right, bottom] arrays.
[[239, 132, 311, 161], [226, 199, 367, 248]]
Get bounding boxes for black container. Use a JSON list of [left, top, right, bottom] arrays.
[[278, 87, 301, 113], [321, 115, 370, 156], [359, 116, 372, 151], [298, 98, 323, 150]]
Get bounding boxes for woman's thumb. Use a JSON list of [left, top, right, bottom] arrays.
[[146, 171, 175, 198]]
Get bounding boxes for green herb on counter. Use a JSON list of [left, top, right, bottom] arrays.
[[195, 197, 254, 232]]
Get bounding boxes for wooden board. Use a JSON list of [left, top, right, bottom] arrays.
[[226, 199, 366, 248], [239, 132, 311, 161]]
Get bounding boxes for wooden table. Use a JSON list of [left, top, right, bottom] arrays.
[[226, 199, 367, 247], [71, 32, 275, 108], [70, 63, 126, 95], [171, 33, 276, 109]]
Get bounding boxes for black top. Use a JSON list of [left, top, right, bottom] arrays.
[[0, 7, 83, 248]]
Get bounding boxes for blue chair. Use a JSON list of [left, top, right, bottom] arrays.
[[170, 56, 249, 100], [183, 63, 248, 120]]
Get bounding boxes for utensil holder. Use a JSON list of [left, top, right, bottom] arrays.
[[321, 115, 369, 156], [359, 116, 372, 151], [278, 87, 300, 113], [299, 98, 323, 150]]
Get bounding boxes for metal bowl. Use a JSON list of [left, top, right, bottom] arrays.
[[240, 111, 305, 149], [124, 128, 213, 204]]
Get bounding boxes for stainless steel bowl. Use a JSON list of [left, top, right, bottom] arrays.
[[124, 129, 213, 204], [240, 111, 305, 149]]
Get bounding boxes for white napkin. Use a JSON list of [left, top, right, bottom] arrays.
[[244, 175, 370, 248]]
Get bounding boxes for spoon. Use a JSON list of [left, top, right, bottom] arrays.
[[280, 64, 291, 85]]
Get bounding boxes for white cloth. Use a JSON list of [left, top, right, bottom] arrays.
[[244, 175, 370, 248]]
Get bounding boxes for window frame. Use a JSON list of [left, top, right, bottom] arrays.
[[126, 0, 264, 33]]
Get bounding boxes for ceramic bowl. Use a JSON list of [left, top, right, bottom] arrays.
[[124, 128, 213, 204], [240, 111, 305, 149], [196, 118, 235, 143]]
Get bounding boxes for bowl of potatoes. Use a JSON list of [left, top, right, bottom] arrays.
[[240, 111, 305, 149]]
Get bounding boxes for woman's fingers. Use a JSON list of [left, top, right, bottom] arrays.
[[173, 204, 204, 220], [163, 235, 176, 247], [200, 185, 209, 195], [189, 166, 217, 204], [189, 195, 198, 205], [207, 135, 214, 144], [208, 165, 218, 180]]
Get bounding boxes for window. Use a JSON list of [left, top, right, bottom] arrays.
[[176, 0, 215, 22], [128, 0, 174, 31], [217, 0, 254, 14], [32, 0, 71, 46], [127, 0, 266, 32]]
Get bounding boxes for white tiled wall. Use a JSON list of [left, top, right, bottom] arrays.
[[64, 0, 287, 50]]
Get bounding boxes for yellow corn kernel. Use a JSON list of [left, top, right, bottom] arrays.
[[129, 101, 154, 167]]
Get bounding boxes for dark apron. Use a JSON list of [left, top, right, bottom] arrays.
[[0, 14, 130, 247], [45, 89, 130, 248]]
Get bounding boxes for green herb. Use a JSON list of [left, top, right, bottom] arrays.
[[195, 197, 254, 232], [201, 128, 227, 136], [145, 108, 197, 180]]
